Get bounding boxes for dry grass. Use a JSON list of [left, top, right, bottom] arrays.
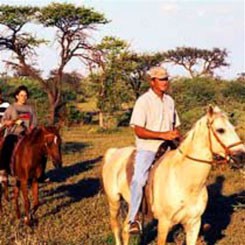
[[0, 125, 244, 245]]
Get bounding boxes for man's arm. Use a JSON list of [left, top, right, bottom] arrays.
[[134, 125, 180, 141]]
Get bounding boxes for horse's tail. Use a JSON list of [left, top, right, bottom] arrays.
[[101, 148, 118, 193], [104, 148, 118, 166]]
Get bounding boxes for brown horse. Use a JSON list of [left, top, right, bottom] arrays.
[[102, 106, 245, 245], [10, 126, 62, 225], [0, 127, 8, 210]]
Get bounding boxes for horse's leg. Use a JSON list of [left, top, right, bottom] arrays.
[[157, 218, 170, 245], [20, 180, 31, 225], [2, 175, 9, 202], [122, 212, 130, 245], [31, 180, 39, 217], [0, 171, 9, 202], [13, 180, 21, 219], [0, 184, 2, 212], [108, 198, 122, 245], [184, 218, 201, 245]]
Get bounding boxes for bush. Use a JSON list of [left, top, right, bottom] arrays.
[[66, 105, 83, 125], [221, 80, 245, 103], [116, 109, 132, 127]]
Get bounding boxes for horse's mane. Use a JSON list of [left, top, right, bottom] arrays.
[[178, 115, 209, 153], [23, 127, 44, 144], [179, 110, 227, 153], [23, 126, 59, 144]]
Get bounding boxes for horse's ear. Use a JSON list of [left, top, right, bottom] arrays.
[[213, 106, 221, 113], [207, 104, 214, 117], [54, 123, 61, 132], [40, 125, 49, 133]]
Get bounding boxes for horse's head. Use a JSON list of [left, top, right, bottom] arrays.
[[207, 105, 245, 168], [42, 126, 62, 169]]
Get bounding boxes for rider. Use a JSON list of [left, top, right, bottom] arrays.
[[128, 66, 181, 233], [0, 88, 10, 128], [0, 85, 39, 182]]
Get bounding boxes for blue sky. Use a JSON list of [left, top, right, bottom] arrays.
[[0, 0, 244, 79]]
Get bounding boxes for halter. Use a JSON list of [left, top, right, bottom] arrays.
[[44, 133, 58, 149], [178, 118, 243, 165]]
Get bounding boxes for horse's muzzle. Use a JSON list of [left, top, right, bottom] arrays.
[[230, 151, 245, 169], [53, 160, 62, 169]]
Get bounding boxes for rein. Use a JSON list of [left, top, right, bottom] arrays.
[[178, 119, 243, 165]]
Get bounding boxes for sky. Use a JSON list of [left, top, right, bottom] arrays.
[[0, 0, 244, 79]]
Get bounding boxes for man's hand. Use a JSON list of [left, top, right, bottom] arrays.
[[3, 119, 15, 127], [160, 129, 181, 141]]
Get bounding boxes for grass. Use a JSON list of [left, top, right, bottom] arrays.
[[0, 125, 244, 245]]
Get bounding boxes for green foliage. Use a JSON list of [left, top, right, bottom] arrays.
[[171, 77, 244, 132], [38, 3, 108, 28], [0, 5, 39, 28], [91, 36, 134, 114], [120, 52, 164, 98], [66, 104, 83, 125], [221, 80, 245, 103], [163, 47, 229, 78], [62, 90, 77, 101], [116, 109, 133, 127]]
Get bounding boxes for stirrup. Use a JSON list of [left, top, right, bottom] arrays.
[[0, 170, 7, 183], [128, 220, 142, 234]]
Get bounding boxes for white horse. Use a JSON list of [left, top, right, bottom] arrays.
[[102, 106, 245, 245]]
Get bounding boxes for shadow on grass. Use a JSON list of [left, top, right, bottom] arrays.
[[136, 175, 245, 245], [61, 141, 89, 154], [46, 155, 103, 182], [202, 175, 245, 245], [36, 153, 103, 219], [40, 177, 101, 218]]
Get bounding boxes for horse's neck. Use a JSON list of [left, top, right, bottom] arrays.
[[181, 117, 213, 162], [176, 117, 213, 191], [28, 129, 45, 148]]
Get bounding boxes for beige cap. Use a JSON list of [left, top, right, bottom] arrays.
[[147, 67, 169, 79]]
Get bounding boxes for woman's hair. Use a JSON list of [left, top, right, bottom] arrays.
[[14, 85, 29, 100]]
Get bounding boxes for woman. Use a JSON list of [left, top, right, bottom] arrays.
[[2, 85, 37, 135], [0, 85, 37, 181]]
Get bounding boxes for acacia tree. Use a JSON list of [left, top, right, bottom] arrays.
[[88, 36, 131, 128], [0, 3, 108, 123], [163, 47, 229, 78], [120, 52, 164, 99]]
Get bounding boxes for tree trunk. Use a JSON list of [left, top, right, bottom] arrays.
[[99, 111, 104, 128], [47, 91, 57, 125], [49, 103, 55, 125]]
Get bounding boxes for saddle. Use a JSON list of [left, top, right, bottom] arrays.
[[126, 139, 180, 220]]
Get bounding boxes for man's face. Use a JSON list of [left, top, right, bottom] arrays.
[[151, 77, 169, 93]]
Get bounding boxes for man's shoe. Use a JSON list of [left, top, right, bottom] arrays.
[[128, 220, 142, 234]]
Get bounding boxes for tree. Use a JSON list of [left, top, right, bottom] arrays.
[[163, 47, 229, 78], [0, 3, 108, 123], [120, 52, 164, 99], [237, 72, 245, 82], [89, 36, 131, 128]]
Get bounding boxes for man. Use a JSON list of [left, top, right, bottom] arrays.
[[128, 66, 181, 233], [0, 88, 10, 128]]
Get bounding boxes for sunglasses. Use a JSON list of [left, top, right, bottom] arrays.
[[158, 77, 169, 81]]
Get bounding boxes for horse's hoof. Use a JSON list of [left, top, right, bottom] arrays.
[[16, 212, 21, 219], [23, 216, 31, 226], [203, 223, 211, 232]]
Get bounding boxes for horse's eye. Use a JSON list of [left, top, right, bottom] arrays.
[[216, 128, 225, 134]]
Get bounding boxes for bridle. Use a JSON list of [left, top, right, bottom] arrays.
[[178, 118, 243, 165]]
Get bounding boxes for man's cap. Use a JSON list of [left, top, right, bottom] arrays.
[[147, 67, 169, 79]]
